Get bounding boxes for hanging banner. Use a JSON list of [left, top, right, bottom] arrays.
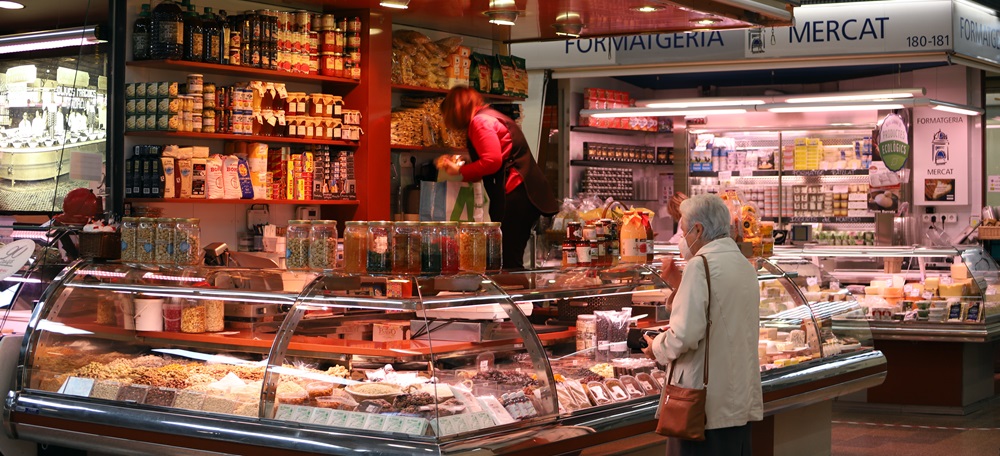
[[913, 107, 969, 205], [877, 113, 910, 171]]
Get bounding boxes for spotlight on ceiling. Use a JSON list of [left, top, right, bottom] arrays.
[[0, 1, 24, 9], [487, 10, 519, 26], [633, 5, 664, 13], [553, 23, 584, 37], [379, 0, 409, 9]]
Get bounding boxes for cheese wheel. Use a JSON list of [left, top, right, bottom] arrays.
[[864, 286, 883, 296]]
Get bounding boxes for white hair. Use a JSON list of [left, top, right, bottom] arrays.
[[679, 194, 732, 241]]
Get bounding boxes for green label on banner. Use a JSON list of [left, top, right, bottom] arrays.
[[879, 113, 909, 172]]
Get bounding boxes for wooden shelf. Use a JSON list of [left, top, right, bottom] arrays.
[[391, 84, 525, 102], [127, 198, 359, 205], [570, 126, 670, 136], [786, 169, 869, 176], [571, 159, 673, 168], [127, 59, 360, 86], [125, 130, 359, 147]]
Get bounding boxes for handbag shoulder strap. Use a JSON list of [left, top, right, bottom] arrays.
[[699, 255, 712, 386]]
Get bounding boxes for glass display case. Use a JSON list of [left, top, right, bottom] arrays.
[[4, 261, 884, 455], [772, 245, 1000, 342]]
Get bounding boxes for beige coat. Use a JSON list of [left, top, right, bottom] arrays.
[[651, 237, 763, 429]]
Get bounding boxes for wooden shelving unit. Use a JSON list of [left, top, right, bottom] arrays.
[[126, 198, 359, 206], [124, 131, 358, 147], [127, 60, 360, 87]]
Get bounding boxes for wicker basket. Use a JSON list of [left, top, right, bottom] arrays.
[[979, 226, 1000, 240], [78, 232, 121, 260], [557, 293, 634, 321]]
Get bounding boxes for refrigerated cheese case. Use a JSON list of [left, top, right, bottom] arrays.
[[3, 261, 885, 455]]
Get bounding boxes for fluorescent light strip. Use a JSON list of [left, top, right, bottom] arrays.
[[0, 26, 105, 55], [0, 1, 24, 9], [379, 0, 409, 9], [642, 99, 764, 109], [589, 108, 747, 118], [785, 89, 923, 104], [767, 103, 905, 113], [932, 104, 983, 116]]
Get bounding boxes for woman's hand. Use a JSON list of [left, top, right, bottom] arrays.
[[435, 154, 463, 176], [641, 334, 657, 361], [660, 257, 683, 289]]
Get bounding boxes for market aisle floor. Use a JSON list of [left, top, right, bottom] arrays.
[[832, 396, 1000, 456]]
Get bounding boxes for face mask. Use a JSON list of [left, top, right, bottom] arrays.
[[679, 227, 699, 260]]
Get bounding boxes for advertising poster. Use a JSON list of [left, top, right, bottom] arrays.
[[913, 107, 968, 205]]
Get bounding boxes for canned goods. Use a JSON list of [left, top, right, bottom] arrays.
[[294, 10, 310, 32], [187, 74, 204, 94], [346, 32, 359, 49], [348, 17, 361, 33], [308, 31, 318, 54], [321, 14, 335, 29]]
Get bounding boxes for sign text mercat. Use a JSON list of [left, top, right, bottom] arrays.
[[564, 32, 724, 54], [789, 17, 889, 43]]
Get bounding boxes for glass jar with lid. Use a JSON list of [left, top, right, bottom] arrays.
[[136, 217, 156, 264], [419, 222, 442, 276], [180, 299, 206, 333], [173, 218, 201, 266], [485, 222, 502, 273], [308, 220, 338, 270], [154, 218, 176, 265], [120, 217, 138, 263], [439, 222, 460, 275], [392, 221, 421, 275], [366, 221, 392, 274], [285, 220, 311, 270], [343, 221, 367, 274], [459, 222, 487, 273]]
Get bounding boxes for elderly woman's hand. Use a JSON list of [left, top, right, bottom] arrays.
[[660, 256, 683, 289], [641, 334, 657, 361]]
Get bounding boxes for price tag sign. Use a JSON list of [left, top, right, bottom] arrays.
[[830, 280, 841, 291], [833, 185, 849, 193], [884, 279, 893, 288], [718, 170, 732, 182], [0, 239, 35, 281], [941, 277, 954, 286], [922, 291, 934, 300], [806, 277, 819, 287], [904, 284, 917, 296]]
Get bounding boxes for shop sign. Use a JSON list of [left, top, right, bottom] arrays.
[[512, 39, 618, 70], [953, 0, 1000, 65], [913, 107, 969, 205], [877, 113, 910, 172], [744, 0, 953, 58]]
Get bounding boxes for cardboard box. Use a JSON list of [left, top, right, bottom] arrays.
[[373, 322, 411, 342]]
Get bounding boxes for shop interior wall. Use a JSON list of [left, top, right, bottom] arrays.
[[988, 128, 1000, 207]]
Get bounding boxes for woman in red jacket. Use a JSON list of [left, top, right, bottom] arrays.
[[437, 86, 559, 270]]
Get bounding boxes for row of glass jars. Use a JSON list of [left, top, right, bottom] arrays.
[[121, 217, 201, 266], [339, 221, 501, 276], [285, 220, 339, 270]]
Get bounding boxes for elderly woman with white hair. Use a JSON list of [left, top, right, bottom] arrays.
[[642, 194, 762, 456]]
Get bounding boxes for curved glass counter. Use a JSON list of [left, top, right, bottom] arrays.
[[4, 260, 883, 455]]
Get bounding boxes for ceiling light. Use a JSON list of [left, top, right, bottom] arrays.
[[0, 1, 24, 9], [693, 18, 721, 25], [0, 26, 105, 55], [633, 5, 664, 12], [553, 23, 584, 37], [640, 98, 764, 109], [379, 0, 409, 9], [930, 101, 983, 116], [587, 108, 747, 118], [487, 10, 519, 26], [767, 103, 906, 113], [784, 88, 925, 104]]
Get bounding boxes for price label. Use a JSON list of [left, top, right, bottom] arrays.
[[833, 185, 849, 193], [904, 284, 916, 296], [941, 277, 953, 286], [830, 280, 841, 291], [806, 277, 819, 287], [718, 170, 732, 181], [884, 279, 893, 288], [922, 291, 934, 300]]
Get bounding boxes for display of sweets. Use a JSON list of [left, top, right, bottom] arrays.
[[792, 136, 870, 171], [124, 79, 359, 142], [582, 142, 656, 164], [137, 2, 362, 79], [813, 230, 875, 246], [120, 217, 202, 265]]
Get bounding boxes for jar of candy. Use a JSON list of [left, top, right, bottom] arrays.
[[459, 222, 487, 273], [418, 222, 441, 276], [120, 217, 138, 262], [308, 220, 338, 270], [285, 220, 311, 270], [180, 299, 206, 333], [154, 218, 176, 265], [439, 222, 460, 275], [485, 222, 502, 273], [366, 221, 392, 274], [174, 218, 201, 266], [392, 221, 421, 275], [343, 221, 367, 274]]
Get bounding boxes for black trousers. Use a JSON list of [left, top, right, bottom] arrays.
[[500, 183, 540, 270], [665, 423, 753, 456]]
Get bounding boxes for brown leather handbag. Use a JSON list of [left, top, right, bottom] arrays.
[[654, 255, 712, 441]]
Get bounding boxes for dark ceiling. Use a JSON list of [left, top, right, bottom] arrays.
[[614, 62, 950, 91]]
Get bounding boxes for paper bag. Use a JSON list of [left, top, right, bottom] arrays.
[[419, 180, 491, 222]]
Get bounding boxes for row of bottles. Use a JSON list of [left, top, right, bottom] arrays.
[[136, 1, 362, 77]]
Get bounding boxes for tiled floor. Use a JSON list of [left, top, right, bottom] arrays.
[[832, 396, 1000, 456]]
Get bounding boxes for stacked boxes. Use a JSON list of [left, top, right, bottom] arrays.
[[446, 46, 472, 88]]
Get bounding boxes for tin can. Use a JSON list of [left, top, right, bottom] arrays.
[[348, 17, 361, 33], [321, 13, 335, 29], [346, 32, 360, 49], [294, 10, 310, 32]]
